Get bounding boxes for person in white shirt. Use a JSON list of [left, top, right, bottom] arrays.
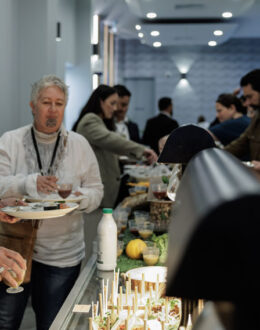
[[0, 75, 103, 330]]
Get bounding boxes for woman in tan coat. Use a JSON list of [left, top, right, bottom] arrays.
[[73, 85, 157, 207]]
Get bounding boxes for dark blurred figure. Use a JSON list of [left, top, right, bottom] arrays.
[[142, 97, 179, 154], [197, 115, 209, 129], [113, 85, 140, 143], [209, 93, 250, 146], [225, 69, 260, 161], [209, 117, 220, 127]]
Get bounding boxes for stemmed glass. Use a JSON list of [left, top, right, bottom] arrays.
[[6, 268, 25, 294], [57, 183, 73, 199], [56, 176, 73, 199]]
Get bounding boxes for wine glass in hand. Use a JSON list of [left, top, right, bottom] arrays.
[[57, 183, 73, 199]]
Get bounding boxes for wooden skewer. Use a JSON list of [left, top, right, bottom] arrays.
[[149, 284, 153, 301], [156, 274, 159, 302], [127, 305, 131, 317], [161, 320, 165, 330], [144, 319, 147, 330], [145, 304, 148, 319], [99, 293, 103, 319], [120, 286, 123, 311], [111, 280, 115, 306], [125, 280, 128, 305], [133, 295, 137, 314], [107, 316, 110, 330], [165, 297, 169, 323], [117, 297, 120, 315], [125, 317, 129, 330], [104, 285, 107, 313], [89, 317, 93, 330], [128, 274, 131, 292], [198, 299, 204, 314], [141, 273, 145, 298], [135, 286, 138, 306]]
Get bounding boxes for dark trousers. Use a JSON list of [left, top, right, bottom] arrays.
[[0, 260, 81, 330]]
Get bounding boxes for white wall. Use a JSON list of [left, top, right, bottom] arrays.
[[0, 0, 19, 133], [0, 0, 92, 135], [64, 0, 92, 130]]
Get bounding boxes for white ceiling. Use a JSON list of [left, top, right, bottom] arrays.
[[93, 0, 260, 46]]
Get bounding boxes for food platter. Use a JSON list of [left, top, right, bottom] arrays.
[[2, 202, 78, 219], [24, 193, 84, 204], [125, 266, 167, 283]]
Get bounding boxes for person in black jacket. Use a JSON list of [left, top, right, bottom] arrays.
[[142, 97, 179, 154], [113, 85, 140, 143]]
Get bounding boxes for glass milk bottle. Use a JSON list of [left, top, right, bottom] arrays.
[[97, 208, 117, 271]]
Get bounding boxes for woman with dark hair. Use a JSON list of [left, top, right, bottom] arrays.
[[73, 85, 157, 208], [208, 93, 250, 147]]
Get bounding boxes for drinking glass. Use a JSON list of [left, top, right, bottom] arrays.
[[6, 268, 25, 294], [57, 183, 73, 199], [151, 183, 168, 200], [134, 210, 149, 225], [142, 246, 159, 266], [138, 222, 154, 239]]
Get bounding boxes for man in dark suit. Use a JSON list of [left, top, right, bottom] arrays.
[[113, 85, 140, 143], [142, 97, 179, 154]]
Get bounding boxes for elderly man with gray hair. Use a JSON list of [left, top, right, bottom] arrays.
[[0, 75, 103, 329]]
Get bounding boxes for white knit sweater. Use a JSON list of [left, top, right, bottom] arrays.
[[0, 125, 103, 267]]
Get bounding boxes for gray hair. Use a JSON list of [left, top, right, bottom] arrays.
[[30, 74, 69, 105]]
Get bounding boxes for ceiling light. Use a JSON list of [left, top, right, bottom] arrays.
[[153, 41, 161, 48], [208, 41, 217, 47], [222, 12, 233, 18], [92, 15, 99, 45], [214, 30, 223, 36], [138, 32, 144, 38], [135, 25, 141, 31], [151, 31, 160, 37], [146, 12, 157, 19]]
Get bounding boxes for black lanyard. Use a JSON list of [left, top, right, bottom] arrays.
[[31, 127, 61, 176]]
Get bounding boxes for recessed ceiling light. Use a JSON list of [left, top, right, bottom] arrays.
[[208, 40, 217, 47], [222, 12, 233, 18], [135, 25, 141, 31], [214, 30, 223, 36], [146, 12, 157, 19], [153, 41, 161, 48], [151, 31, 160, 37], [138, 32, 144, 38]]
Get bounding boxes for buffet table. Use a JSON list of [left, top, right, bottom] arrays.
[[50, 254, 100, 330]]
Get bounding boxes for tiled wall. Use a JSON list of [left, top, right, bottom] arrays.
[[116, 38, 260, 125]]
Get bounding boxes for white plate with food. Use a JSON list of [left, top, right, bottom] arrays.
[[125, 266, 167, 283], [2, 202, 78, 219], [24, 194, 84, 204]]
